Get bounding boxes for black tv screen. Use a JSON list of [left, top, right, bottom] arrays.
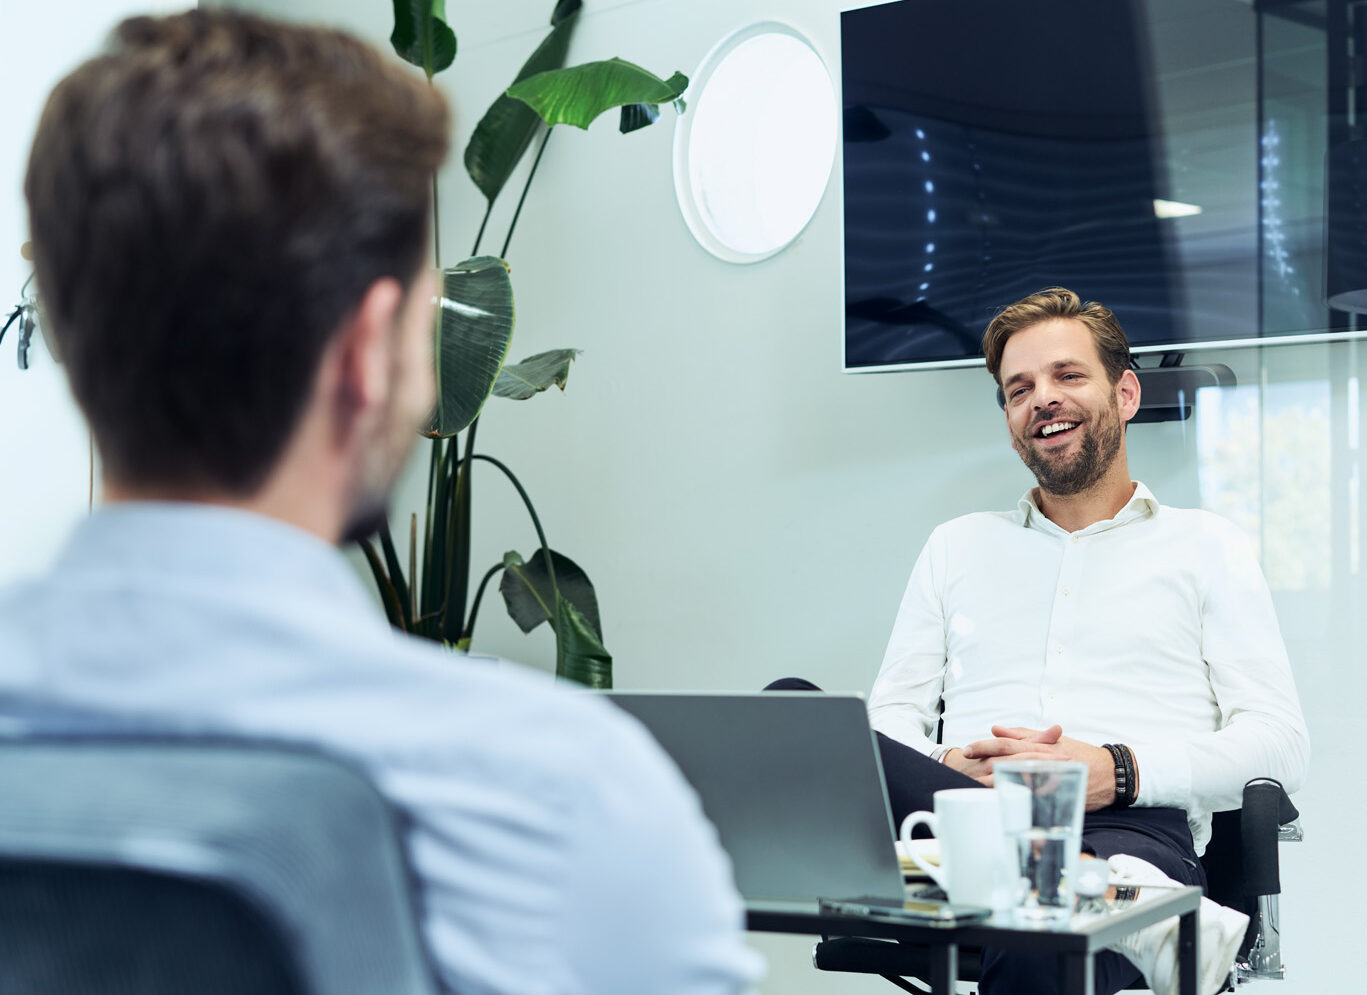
[[841, 0, 1357, 371]]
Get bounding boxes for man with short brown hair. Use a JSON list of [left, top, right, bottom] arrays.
[[870, 287, 1308, 995], [5, 11, 761, 994], [982, 286, 1134, 388]]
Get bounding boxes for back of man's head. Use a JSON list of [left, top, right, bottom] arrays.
[[25, 9, 450, 495]]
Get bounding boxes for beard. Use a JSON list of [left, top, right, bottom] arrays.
[[339, 280, 437, 547], [340, 501, 390, 546], [339, 397, 424, 546], [1014, 398, 1125, 497]]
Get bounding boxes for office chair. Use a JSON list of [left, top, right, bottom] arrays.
[[812, 778, 1303, 993], [0, 740, 439, 995]]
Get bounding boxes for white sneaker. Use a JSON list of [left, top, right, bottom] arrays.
[[1105, 854, 1249, 995]]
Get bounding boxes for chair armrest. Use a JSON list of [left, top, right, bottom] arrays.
[[1241, 779, 1298, 897], [1237, 779, 1301, 984]]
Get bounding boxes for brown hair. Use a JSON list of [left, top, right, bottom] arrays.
[[25, 9, 450, 494], [981, 287, 1132, 387]]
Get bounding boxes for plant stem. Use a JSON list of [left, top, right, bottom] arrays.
[[464, 562, 505, 641], [427, 436, 457, 638], [501, 128, 553, 260], [470, 453, 558, 592], [431, 174, 442, 266], [422, 436, 441, 615], [409, 513, 417, 618], [462, 417, 479, 470], [359, 539, 406, 631], [442, 418, 479, 643], [379, 523, 413, 628], [422, 9, 434, 83], [472, 200, 494, 258]]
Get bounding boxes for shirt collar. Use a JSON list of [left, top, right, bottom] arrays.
[[1015, 481, 1159, 537], [55, 502, 377, 615]]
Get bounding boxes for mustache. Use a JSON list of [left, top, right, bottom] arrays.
[[1028, 409, 1085, 432]]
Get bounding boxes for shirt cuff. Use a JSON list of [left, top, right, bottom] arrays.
[[868, 712, 939, 757], [1128, 740, 1191, 809]]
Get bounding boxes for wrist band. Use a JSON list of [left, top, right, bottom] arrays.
[[1102, 743, 1137, 808], [1120, 745, 1138, 805]]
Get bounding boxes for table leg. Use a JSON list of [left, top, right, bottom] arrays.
[[1178, 908, 1199, 995], [1059, 951, 1094, 995], [928, 942, 958, 995]]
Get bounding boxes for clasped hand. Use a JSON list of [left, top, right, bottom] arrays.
[[944, 725, 1117, 811]]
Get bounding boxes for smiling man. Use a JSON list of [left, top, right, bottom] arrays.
[[1000, 310, 1137, 520], [866, 287, 1309, 995]]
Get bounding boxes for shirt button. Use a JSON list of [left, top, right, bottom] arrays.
[[1055, 645, 1063, 654], [1062, 587, 1070, 596], [1047, 692, 1057, 701], [1071, 536, 1079, 544]]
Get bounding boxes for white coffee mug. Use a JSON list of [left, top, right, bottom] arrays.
[[899, 788, 1015, 910]]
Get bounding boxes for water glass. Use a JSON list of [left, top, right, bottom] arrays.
[[994, 760, 1088, 927]]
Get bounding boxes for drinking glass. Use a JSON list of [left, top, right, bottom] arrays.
[[994, 760, 1088, 927]]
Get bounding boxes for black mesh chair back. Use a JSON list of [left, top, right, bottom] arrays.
[[0, 741, 439, 995]]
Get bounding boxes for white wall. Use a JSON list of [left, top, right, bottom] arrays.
[[0, 0, 193, 583], [29, 1, 1367, 991]]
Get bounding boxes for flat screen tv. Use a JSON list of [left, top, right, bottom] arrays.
[[841, 0, 1364, 371]]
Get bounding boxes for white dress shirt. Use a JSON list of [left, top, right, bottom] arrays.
[[869, 482, 1309, 854], [0, 503, 763, 995]]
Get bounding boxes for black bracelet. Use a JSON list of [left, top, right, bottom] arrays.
[[1118, 744, 1138, 806], [1101, 743, 1125, 805], [1102, 743, 1136, 808]]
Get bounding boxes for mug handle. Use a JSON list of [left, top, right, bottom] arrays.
[[898, 810, 948, 890]]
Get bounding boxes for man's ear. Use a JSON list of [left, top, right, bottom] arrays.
[[1116, 368, 1141, 423], [332, 277, 405, 418]]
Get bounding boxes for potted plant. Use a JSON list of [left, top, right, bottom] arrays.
[[361, 0, 686, 688]]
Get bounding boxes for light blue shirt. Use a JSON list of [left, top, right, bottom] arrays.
[[0, 503, 763, 995]]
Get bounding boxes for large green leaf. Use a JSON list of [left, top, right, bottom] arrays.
[[506, 59, 688, 131], [499, 547, 603, 639], [390, 0, 457, 79], [426, 257, 515, 438], [618, 102, 660, 135], [493, 348, 579, 399], [555, 597, 612, 688], [464, 0, 582, 205]]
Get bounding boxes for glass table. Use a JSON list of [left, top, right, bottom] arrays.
[[747, 884, 1202, 995]]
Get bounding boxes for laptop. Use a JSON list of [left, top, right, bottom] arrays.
[[602, 691, 907, 910]]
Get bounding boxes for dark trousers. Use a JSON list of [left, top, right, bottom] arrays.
[[766, 679, 1205, 995]]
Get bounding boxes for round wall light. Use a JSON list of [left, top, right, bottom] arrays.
[[673, 23, 837, 263]]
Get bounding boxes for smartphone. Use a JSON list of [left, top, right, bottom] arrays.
[[818, 895, 993, 927]]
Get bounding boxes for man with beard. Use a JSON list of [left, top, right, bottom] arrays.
[[2, 10, 762, 995], [868, 287, 1308, 995]]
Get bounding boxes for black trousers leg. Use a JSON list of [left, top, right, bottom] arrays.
[[874, 731, 982, 830]]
